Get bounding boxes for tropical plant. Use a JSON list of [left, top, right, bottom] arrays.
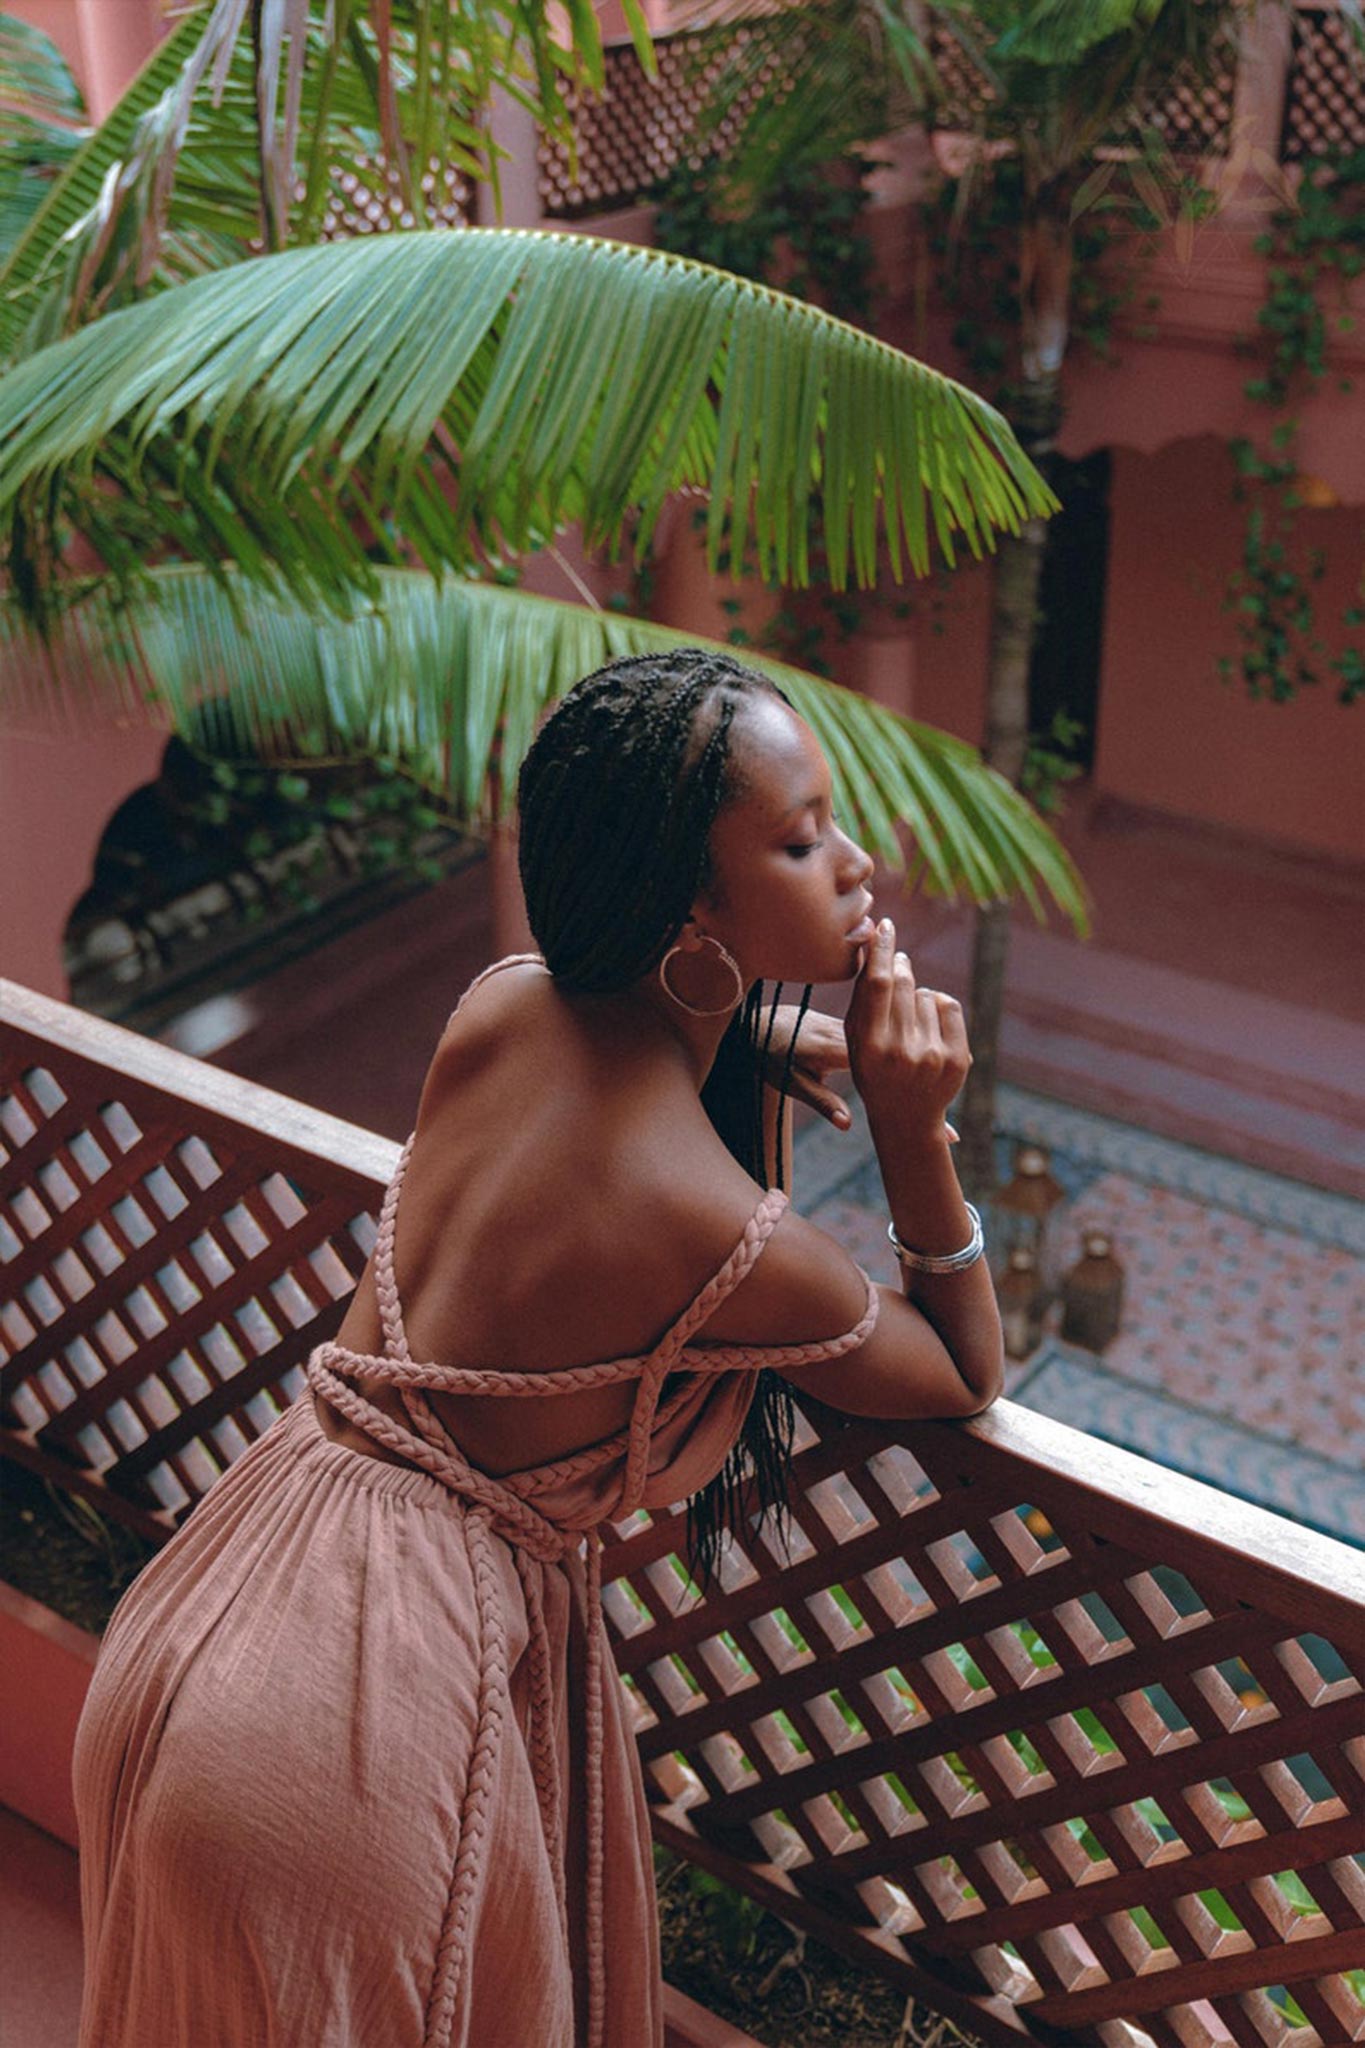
[[690, 0, 1360, 1192], [0, 2, 1084, 954], [0, 10, 89, 257]]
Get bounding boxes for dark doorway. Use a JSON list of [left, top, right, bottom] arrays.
[[1028, 448, 1111, 772]]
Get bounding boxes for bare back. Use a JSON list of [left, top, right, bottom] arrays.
[[331, 958, 772, 1474]]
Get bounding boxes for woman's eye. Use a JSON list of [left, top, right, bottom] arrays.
[[787, 841, 819, 859]]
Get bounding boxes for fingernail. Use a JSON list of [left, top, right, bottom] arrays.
[[878, 917, 893, 938], [834, 1108, 851, 1127]]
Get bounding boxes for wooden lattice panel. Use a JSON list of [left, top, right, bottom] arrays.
[[539, 18, 1238, 225], [0, 982, 396, 1538], [5, 982, 1364, 2045], [1140, 59, 1237, 160], [318, 155, 473, 238], [537, 22, 816, 219], [1282, 9, 1365, 161], [925, 23, 1233, 157], [601, 1404, 1365, 2048]]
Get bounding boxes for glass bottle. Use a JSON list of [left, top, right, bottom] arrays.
[[998, 1246, 1045, 1360], [1059, 1229, 1125, 1352]]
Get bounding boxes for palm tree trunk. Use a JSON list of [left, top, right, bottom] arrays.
[[956, 517, 1048, 1196], [956, 192, 1070, 1201]]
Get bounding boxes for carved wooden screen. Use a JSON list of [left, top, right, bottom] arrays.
[[537, 25, 799, 220], [4, 984, 1363, 2045], [1281, 8, 1365, 160], [537, 18, 1238, 223], [0, 980, 397, 1539], [600, 1410, 1365, 2047]]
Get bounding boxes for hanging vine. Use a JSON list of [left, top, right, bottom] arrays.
[[1224, 146, 1365, 705]]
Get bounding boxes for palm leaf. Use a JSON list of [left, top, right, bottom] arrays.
[[0, 0, 655, 359], [0, 226, 1058, 621], [0, 564, 1086, 928], [0, 10, 209, 358], [0, 8, 88, 263]]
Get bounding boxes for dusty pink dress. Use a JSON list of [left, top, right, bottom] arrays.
[[73, 961, 879, 2048]]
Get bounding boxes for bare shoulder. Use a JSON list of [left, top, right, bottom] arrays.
[[694, 1202, 872, 1349]]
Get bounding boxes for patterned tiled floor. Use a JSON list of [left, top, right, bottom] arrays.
[[796, 1085, 1365, 1547]]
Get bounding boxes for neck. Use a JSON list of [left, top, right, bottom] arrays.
[[629, 974, 747, 1089]]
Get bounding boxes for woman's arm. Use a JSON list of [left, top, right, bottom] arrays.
[[696, 918, 1003, 1421], [848, 919, 1002, 1410]]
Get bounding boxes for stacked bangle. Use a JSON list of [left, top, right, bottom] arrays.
[[887, 1203, 984, 1275]]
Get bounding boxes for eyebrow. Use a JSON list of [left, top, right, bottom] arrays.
[[774, 795, 826, 827]]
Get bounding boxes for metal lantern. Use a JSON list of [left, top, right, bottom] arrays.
[[998, 1246, 1046, 1361], [994, 1143, 1066, 1284], [1060, 1229, 1126, 1352]]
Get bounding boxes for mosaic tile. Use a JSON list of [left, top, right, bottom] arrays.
[[797, 1083, 1365, 1547]]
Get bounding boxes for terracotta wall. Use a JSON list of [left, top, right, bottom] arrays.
[[3, 0, 164, 118], [1096, 438, 1365, 863], [0, 727, 168, 996]]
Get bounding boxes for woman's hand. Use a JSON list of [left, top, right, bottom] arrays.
[[760, 1005, 854, 1130], [845, 917, 970, 1144]]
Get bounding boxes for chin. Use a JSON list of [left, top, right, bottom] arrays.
[[763, 940, 861, 988]]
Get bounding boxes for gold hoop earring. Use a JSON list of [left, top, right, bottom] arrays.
[[658, 934, 744, 1017]]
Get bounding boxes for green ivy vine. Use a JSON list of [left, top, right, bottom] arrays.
[[1224, 146, 1365, 706], [652, 148, 880, 326]]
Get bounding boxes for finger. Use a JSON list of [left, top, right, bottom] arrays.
[[945, 1121, 959, 1145], [784, 1067, 853, 1129], [891, 948, 920, 1032], [934, 991, 970, 1058], [913, 983, 944, 1050], [851, 917, 897, 1033], [804, 1018, 849, 1074]]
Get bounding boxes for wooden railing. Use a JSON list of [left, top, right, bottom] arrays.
[[3, 979, 1364, 2047]]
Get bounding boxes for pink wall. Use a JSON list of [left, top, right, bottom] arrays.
[[4, 0, 163, 118], [0, 727, 168, 997], [1096, 437, 1365, 863], [0, 1581, 97, 1849]]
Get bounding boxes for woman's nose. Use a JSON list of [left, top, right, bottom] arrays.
[[840, 831, 875, 888]]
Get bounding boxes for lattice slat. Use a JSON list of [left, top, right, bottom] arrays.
[[536, 20, 1238, 226], [1, 981, 396, 1536], [603, 1405, 1365, 2047], [537, 23, 808, 220], [1282, 9, 1365, 161], [4, 980, 1363, 2048]]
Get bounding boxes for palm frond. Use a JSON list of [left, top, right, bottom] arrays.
[[0, 9, 209, 358], [672, 0, 937, 207], [0, 226, 1057, 622], [0, 10, 89, 260], [0, 0, 655, 358], [0, 565, 1086, 928]]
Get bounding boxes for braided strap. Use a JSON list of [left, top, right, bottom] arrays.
[[647, 1190, 789, 1362], [372, 1134, 416, 1364], [676, 1270, 881, 1373], [583, 1529, 607, 2048], [514, 1551, 569, 1952], [306, 1353, 566, 1566], [423, 1506, 507, 2048], [345, 1352, 654, 1398]]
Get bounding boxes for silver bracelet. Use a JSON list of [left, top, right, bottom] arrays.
[[887, 1203, 984, 1275]]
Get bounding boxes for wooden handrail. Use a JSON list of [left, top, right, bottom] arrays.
[[3, 981, 1363, 2045]]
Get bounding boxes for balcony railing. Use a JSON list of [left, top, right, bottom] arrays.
[[3, 978, 1363, 2048]]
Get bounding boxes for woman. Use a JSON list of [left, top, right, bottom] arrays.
[[73, 649, 1003, 2048]]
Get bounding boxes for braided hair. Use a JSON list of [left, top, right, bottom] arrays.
[[517, 648, 810, 1584]]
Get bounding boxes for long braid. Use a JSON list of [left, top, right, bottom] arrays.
[[518, 649, 809, 1584]]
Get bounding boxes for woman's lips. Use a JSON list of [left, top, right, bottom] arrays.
[[846, 913, 878, 944]]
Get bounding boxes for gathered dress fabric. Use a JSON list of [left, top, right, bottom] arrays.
[[73, 958, 880, 2048]]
